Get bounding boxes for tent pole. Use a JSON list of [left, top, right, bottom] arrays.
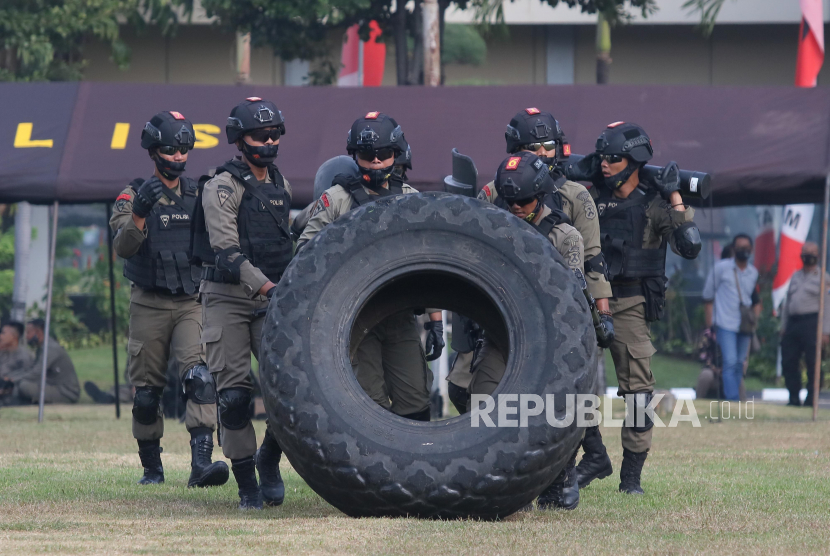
[[813, 175, 830, 421], [37, 201, 59, 424], [105, 203, 120, 419]]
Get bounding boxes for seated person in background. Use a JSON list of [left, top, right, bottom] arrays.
[[2, 319, 80, 405], [0, 321, 33, 395]]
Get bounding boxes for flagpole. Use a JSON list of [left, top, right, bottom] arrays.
[[812, 174, 829, 421]]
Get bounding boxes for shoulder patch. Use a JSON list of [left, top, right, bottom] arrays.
[[116, 193, 131, 202], [310, 199, 324, 217], [322, 193, 330, 208], [577, 190, 596, 219], [217, 184, 233, 206], [483, 185, 492, 197]]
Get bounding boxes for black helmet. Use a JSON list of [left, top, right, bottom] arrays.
[[595, 122, 653, 164], [394, 132, 412, 170], [140, 111, 195, 151], [226, 97, 285, 144], [140, 111, 194, 179], [347, 112, 404, 156], [504, 108, 569, 164], [314, 156, 360, 199], [495, 151, 556, 205]]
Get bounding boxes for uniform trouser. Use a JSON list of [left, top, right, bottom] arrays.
[[16, 379, 75, 404], [128, 298, 215, 441], [608, 301, 656, 453], [352, 311, 433, 416], [202, 292, 272, 460], [466, 339, 506, 408], [781, 313, 824, 405]]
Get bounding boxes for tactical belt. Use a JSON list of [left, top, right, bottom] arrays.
[[611, 281, 643, 299], [201, 266, 281, 285]]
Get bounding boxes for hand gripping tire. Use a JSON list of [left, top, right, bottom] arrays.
[[259, 192, 596, 519]]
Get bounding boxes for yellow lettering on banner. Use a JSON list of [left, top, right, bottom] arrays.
[[193, 124, 220, 149], [14, 123, 53, 148], [111, 123, 130, 149]]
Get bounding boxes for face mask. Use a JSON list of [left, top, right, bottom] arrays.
[[27, 336, 39, 348], [153, 155, 186, 180], [603, 160, 637, 190], [241, 142, 279, 167], [734, 249, 751, 262], [359, 164, 394, 190], [802, 254, 818, 266]]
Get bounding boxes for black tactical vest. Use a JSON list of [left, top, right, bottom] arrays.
[[123, 177, 200, 295], [191, 159, 292, 284], [596, 185, 666, 284], [344, 177, 405, 210]]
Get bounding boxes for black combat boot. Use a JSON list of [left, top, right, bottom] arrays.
[[537, 451, 579, 510], [231, 456, 263, 510], [575, 425, 613, 489], [187, 432, 230, 488], [256, 434, 285, 506], [137, 440, 164, 485], [619, 448, 648, 494]]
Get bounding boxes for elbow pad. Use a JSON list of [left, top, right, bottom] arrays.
[[674, 222, 701, 259], [584, 253, 610, 281], [215, 247, 247, 283]]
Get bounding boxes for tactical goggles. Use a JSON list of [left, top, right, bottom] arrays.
[[247, 128, 281, 143], [520, 141, 557, 153], [356, 148, 396, 162], [600, 154, 625, 164], [157, 145, 191, 155], [508, 196, 537, 208]]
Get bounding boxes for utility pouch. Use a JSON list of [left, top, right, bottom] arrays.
[[643, 276, 667, 322]]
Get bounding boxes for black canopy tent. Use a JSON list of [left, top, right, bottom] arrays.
[[2, 82, 829, 420]]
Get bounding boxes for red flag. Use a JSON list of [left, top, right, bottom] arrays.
[[772, 205, 814, 311], [795, 0, 824, 87], [338, 22, 386, 87]]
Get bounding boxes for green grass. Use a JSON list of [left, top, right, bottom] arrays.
[[1, 403, 829, 554], [604, 351, 771, 392]]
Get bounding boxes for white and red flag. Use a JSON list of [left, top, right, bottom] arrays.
[[795, 0, 824, 87], [772, 204, 815, 311]]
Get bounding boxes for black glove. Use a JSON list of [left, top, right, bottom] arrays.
[[565, 152, 601, 182], [596, 313, 615, 349], [265, 285, 277, 299], [424, 320, 445, 362], [651, 160, 681, 201], [131, 177, 165, 218]]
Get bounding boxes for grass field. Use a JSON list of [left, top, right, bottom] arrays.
[[1, 401, 828, 555]]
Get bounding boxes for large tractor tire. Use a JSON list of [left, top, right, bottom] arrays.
[[260, 192, 596, 519]]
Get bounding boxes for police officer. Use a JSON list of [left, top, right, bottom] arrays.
[[467, 152, 598, 511], [110, 111, 228, 488], [477, 108, 612, 305], [297, 112, 443, 421], [191, 97, 292, 509], [572, 122, 701, 494]]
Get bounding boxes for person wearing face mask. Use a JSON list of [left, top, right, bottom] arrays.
[[297, 112, 442, 423], [779, 241, 829, 407], [190, 98, 292, 510], [0, 319, 79, 406], [570, 122, 701, 495], [703, 234, 760, 403], [110, 111, 228, 490]]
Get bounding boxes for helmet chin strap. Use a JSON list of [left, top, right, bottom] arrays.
[[152, 153, 186, 180], [522, 197, 543, 223]]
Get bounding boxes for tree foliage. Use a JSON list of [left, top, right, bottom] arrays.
[[0, 0, 180, 82]]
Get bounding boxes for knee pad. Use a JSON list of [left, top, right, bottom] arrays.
[[132, 386, 163, 425], [217, 387, 253, 430], [183, 364, 216, 405], [623, 391, 655, 433]]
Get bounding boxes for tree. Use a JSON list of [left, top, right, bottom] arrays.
[[0, 0, 180, 82]]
